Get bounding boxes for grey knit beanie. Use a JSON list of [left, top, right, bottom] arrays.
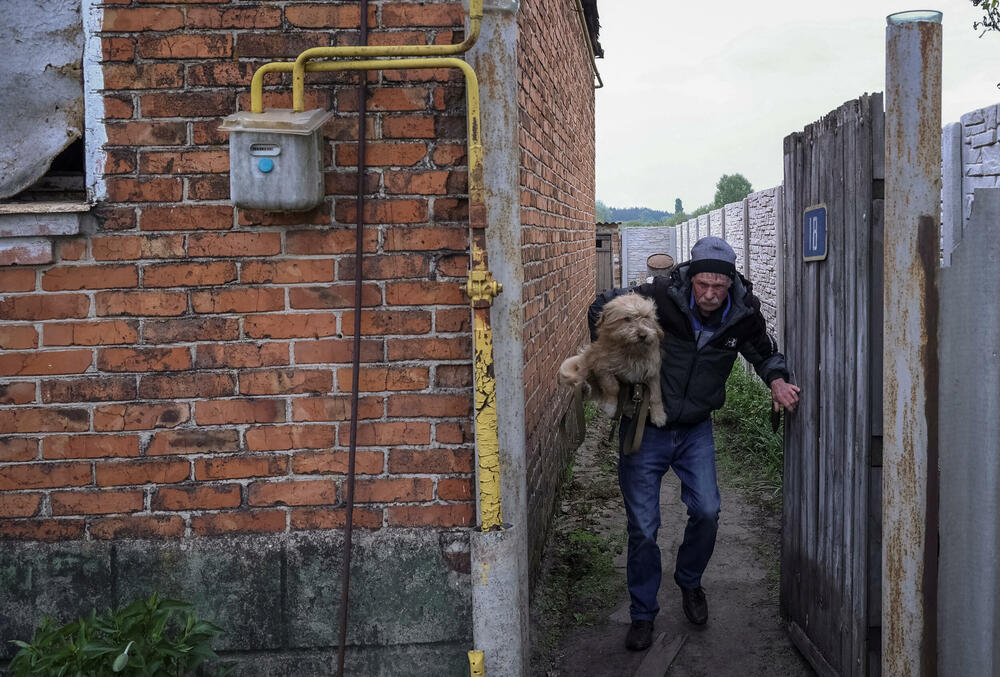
[[689, 236, 736, 279]]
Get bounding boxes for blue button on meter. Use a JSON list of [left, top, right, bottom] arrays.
[[257, 157, 274, 173]]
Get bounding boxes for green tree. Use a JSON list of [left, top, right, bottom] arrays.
[[665, 211, 687, 227], [713, 173, 753, 208], [595, 199, 612, 222], [689, 204, 713, 218], [972, 0, 999, 32], [674, 198, 683, 214]]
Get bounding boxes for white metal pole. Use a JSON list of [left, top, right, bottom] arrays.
[[883, 10, 942, 676]]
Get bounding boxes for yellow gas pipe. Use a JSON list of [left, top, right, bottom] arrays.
[[246, 11, 504, 672], [248, 0, 481, 115], [251, 60, 503, 528]]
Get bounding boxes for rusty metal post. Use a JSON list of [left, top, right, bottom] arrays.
[[883, 10, 942, 677]]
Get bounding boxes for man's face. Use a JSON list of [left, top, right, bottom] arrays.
[[692, 272, 732, 314]]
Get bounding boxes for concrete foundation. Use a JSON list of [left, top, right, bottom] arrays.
[[0, 530, 472, 676]]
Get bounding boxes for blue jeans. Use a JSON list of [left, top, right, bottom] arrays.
[[618, 417, 721, 621]]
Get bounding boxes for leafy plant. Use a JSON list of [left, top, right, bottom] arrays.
[[7, 593, 232, 677], [713, 363, 785, 508], [972, 0, 1000, 33]]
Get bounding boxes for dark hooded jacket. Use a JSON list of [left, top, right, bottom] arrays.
[[589, 262, 789, 426]]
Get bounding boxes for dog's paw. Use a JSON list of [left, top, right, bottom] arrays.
[[600, 398, 618, 417], [650, 406, 667, 427]]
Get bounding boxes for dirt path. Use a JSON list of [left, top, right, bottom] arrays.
[[532, 410, 814, 677]]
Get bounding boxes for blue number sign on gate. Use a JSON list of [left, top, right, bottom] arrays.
[[803, 203, 828, 262]]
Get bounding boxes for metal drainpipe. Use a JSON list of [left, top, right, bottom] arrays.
[[336, 3, 369, 674], [571, 0, 603, 88], [883, 10, 942, 677]]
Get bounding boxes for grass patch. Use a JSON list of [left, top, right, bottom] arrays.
[[535, 527, 625, 636], [531, 412, 625, 664], [712, 363, 784, 510]]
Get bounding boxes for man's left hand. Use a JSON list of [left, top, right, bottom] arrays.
[[770, 378, 801, 413]]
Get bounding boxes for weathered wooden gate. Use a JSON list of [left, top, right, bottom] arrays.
[[596, 233, 614, 291], [780, 93, 884, 677]]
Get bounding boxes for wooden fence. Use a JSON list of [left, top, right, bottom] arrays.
[[779, 93, 884, 677]]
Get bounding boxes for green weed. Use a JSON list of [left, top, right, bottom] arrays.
[[7, 593, 231, 677], [712, 363, 785, 509]]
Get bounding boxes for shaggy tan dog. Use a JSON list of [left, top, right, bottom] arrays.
[[559, 293, 667, 427]]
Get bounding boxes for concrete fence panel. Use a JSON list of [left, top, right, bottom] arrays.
[[938, 188, 1000, 675]]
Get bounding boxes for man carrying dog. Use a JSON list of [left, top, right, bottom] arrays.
[[588, 236, 800, 651]]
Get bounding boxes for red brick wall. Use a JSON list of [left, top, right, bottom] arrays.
[[0, 1, 479, 541], [518, 0, 596, 563]]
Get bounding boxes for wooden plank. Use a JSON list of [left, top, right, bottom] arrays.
[[839, 99, 857, 677], [775, 186, 785, 349], [851, 92, 875, 677], [803, 118, 822, 646], [781, 131, 805, 625], [788, 128, 804, 627], [795, 127, 812, 632], [789, 621, 840, 677], [799, 123, 814, 637], [838, 96, 858, 677], [0, 200, 89, 214], [872, 92, 885, 181], [813, 112, 831, 662], [780, 133, 796, 621], [829, 103, 849, 673], [632, 632, 687, 677], [869, 199, 885, 439]]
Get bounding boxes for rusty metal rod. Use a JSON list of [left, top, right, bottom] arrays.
[[883, 10, 942, 676], [336, 3, 369, 675]]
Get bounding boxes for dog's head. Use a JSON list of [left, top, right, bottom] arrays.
[[595, 294, 663, 348]]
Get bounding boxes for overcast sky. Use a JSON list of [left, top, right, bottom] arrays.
[[594, 0, 1000, 212]]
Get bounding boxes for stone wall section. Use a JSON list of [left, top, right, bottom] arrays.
[[696, 213, 710, 240], [724, 201, 747, 275], [960, 103, 1000, 219], [621, 226, 676, 286], [747, 187, 780, 333], [709, 208, 724, 240], [518, 0, 596, 567]]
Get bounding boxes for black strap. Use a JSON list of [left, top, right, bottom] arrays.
[[620, 383, 649, 455], [606, 382, 650, 454]]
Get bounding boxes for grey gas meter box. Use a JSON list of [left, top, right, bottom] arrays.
[[220, 108, 333, 211]]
